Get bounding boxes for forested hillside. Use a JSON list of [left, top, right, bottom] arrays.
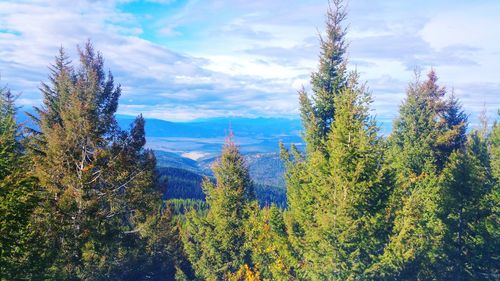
[[155, 150, 287, 206], [0, 0, 498, 280]]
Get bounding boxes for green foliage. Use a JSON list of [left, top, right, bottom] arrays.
[[254, 183, 287, 208], [280, 1, 354, 277], [300, 0, 348, 153], [26, 42, 185, 280], [285, 70, 389, 279], [168, 199, 209, 217], [246, 205, 297, 280], [311, 74, 388, 279], [158, 167, 206, 200], [281, 2, 392, 278], [0, 87, 46, 280], [370, 71, 472, 279], [437, 136, 497, 280], [491, 115, 500, 182], [369, 170, 446, 280], [0, 2, 498, 279], [183, 136, 257, 280]]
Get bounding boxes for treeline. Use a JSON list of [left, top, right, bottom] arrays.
[[0, 1, 498, 281], [159, 167, 206, 200], [168, 199, 208, 217], [159, 166, 287, 208]]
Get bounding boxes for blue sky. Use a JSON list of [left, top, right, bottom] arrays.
[[0, 0, 499, 126]]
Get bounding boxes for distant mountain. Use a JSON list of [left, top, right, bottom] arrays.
[[117, 115, 305, 158], [154, 150, 201, 173], [117, 115, 302, 138], [197, 152, 285, 187], [246, 153, 286, 188], [155, 150, 286, 189]]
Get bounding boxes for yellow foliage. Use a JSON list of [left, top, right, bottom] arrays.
[[226, 264, 261, 281]]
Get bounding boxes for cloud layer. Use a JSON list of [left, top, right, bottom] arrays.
[[0, 0, 498, 125]]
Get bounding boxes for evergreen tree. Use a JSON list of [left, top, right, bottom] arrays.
[[300, 0, 348, 153], [281, 2, 350, 277], [369, 71, 469, 279], [282, 1, 390, 278], [479, 116, 500, 278], [313, 73, 388, 279], [28, 42, 182, 280], [286, 72, 388, 279], [490, 112, 500, 181], [438, 132, 497, 280], [183, 135, 257, 280], [435, 93, 468, 170], [139, 204, 195, 281], [246, 204, 297, 280], [0, 87, 45, 280], [279, 141, 312, 271]]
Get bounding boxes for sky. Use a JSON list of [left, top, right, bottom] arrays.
[[0, 0, 499, 127]]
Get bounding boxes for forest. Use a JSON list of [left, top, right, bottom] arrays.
[[0, 1, 498, 280]]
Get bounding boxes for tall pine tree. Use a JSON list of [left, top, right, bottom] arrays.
[[0, 87, 46, 280], [314, 73, 388, 279], [281, 1, 349, 276], [285, 72, 388, 279], [183, 135, 257, 280], [300, 0, 348, 154], [282, 1, 388, 278], [369, 71, 469, 279], [28, 42, 183, 280], [438, 131, 497, 280]]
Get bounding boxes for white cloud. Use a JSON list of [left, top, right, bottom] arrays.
[[0, 0, 498, 125]]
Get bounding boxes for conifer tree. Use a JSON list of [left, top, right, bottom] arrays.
[[438, 132, 497, 280], [246, 204, 297, 280], [490, 112, 500, 182], [183, 135, 257, 280], [287, 72, 388, 279], [486, 116, 500, 274], [281, 2, 350, 276], [370, 71, 469, 279], [313, 73, 388, 279], [300, 0, 348, 153], [28, 42, 183, 280], [0, 87, 45, 280], [282, 1, 390, 278]]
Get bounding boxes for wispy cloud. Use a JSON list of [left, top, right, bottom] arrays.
[[0, 0, 498, 125]]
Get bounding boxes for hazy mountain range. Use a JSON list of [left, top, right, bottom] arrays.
[[116, 114, 304, 158], [17, 110, 297, 203]]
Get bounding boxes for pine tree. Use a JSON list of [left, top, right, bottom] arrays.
[[476, 116, 500, 278], [315, 73, 388, 279], [287, 72, 388, 279], [135, 204, 195, 281], [487, 118, 500, 276], [280, 2, 350, 277], [438, 132, 497, 280], [246, 204, 297, 280], [281, 1, 392, 278], [300, 0, 348, 153], [490, 112, 500, 182], [0, 87, 45, 279], [369, 71, 469, 279], [28, 42, 182, 280], [183, 135, 257, 280]]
